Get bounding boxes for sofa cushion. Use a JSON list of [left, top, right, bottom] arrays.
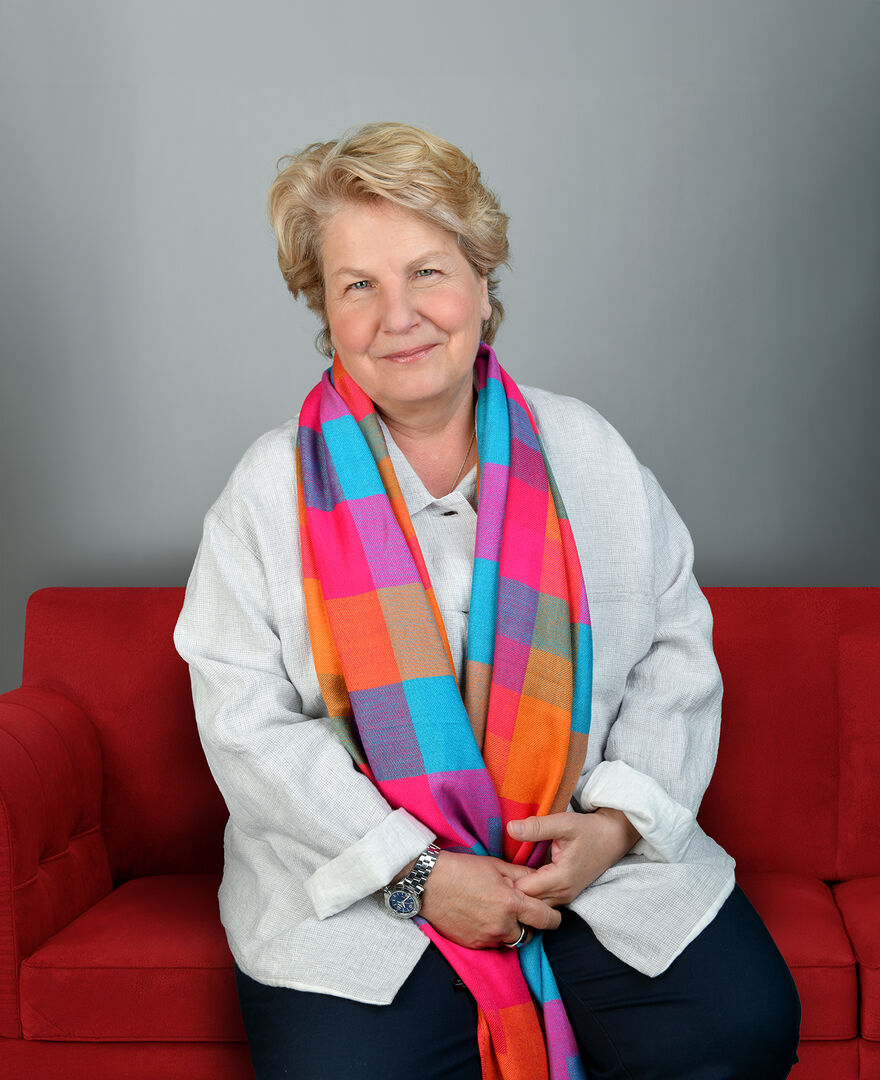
[[736, 871, 857, 1040], [836, 614, 880, 879], [700, 589, 843, 880], [861, 1039, 880, 1080], [20, 874, 246, 1042], [786, 1039, 860, 1080], [22, 587, 228, 881], [833, 878, 880, 1041]]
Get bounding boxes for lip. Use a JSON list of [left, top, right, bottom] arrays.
[[380, 343, 437, 362]]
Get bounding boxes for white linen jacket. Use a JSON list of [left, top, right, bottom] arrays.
[[174, 383, 735, 1000]]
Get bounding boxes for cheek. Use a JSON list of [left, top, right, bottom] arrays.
[[429, 288, 485, 334], [328, 305, 375, 352]]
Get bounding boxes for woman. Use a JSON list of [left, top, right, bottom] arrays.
[[174, 122, 800, 1079]]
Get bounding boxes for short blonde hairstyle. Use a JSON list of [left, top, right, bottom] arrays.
[[267, 122, 510, 357]]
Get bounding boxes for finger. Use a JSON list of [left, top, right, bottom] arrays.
[[514, 864, 567, 899], [502, 923, 530, 948], [507, 813, 574, 843], [502, 925, 534, 948], [495, 862, 535, 883], [516, 892, 562, 931]]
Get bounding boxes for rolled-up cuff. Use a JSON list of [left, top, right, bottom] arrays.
[[579, 759, 697, 863], [304, 808, 436, 919]]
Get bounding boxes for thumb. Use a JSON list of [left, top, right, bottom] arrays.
[[495, 861, 535, 883], [507, 815, 550, 842]]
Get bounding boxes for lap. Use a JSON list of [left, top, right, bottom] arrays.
[[234, 942, 481, 1080], [543, 883, 801, 1079], [235, 885, 800, 1080]]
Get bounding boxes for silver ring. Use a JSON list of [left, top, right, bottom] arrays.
[[504, 924, 528, 949]]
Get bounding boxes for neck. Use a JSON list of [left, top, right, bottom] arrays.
[[380, 386, 477, 499], [378, 374, 474, 440]]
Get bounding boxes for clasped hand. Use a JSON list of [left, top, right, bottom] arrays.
[[508, 806, 639, 906], [418, 809, 638, 949]]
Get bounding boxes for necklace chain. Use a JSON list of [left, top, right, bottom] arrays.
[[449, 428, 476, 494]]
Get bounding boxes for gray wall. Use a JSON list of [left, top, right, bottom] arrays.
[[2, 0, 879, 691]]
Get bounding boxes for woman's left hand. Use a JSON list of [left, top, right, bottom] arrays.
[[507, 808, 640, 907]]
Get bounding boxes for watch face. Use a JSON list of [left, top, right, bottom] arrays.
[[386, 887, 419, 918]]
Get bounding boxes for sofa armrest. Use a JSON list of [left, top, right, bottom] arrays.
[[0, 687, 112, 1037]]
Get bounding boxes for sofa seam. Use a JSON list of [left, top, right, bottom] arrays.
[[0, 726, 50, 862], [0, 787, 23, 1035], [13, 822, 104, 889], [797, 1033, 862, 1042], [30, 696, 100, 848], [786, 961, 858, 970], [22, 1033, 248, 1043], [21, 963, 236, 971], [19, 998, 69, 1037]]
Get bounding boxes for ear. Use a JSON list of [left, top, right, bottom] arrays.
[[480, 276, 491, 323]]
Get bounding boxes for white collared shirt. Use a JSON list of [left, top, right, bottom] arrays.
[[174, 384, 735, 999]]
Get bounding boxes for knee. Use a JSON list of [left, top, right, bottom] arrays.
[[720, 964, 802, 1079]]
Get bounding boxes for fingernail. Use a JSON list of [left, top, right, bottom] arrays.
[[508, 821, 524, 838]]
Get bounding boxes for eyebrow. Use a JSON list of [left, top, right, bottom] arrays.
[[329, 250, 453, 280]]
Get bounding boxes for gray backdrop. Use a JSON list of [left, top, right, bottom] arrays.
[[2, 0, 879, 692]]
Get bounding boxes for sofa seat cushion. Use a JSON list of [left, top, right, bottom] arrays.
[[862, 1039, 880, 1080], [833, 878, 880, 1040], [20, 874, 246, 1042], [736, 870, 857, 1040]]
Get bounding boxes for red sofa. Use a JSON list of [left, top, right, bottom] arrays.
[[0, 586, 877, 1079]]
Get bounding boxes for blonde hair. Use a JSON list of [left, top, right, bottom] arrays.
[[267, 122, 510, 357]]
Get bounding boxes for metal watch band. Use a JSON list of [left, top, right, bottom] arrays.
[[401, 843, 441, 896]]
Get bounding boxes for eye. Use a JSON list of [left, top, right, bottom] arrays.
[[414, 268, 438, 279], [346, 280, 371, 291]]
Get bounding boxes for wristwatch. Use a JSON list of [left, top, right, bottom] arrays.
[[383, 843, 441, 919]]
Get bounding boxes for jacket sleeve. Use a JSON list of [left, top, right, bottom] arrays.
[[174, 508, 435, 919], [574, 464, 724, 862]]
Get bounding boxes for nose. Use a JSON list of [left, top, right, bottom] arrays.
[[379, 282, 420, 336]]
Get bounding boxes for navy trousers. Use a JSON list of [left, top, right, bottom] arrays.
[[234, 884, 801, 1079]]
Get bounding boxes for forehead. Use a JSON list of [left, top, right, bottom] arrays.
[[321, 200, 460, 272]]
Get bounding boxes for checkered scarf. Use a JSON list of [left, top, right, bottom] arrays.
[[297, 344, 592, 1080]]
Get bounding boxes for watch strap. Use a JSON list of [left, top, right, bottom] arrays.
[[401, 842, 441, 897]]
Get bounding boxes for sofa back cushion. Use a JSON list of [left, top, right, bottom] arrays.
[[700, 587, 880, 880], [20, 586, 880, 884], [22, 588, 226, 883], [834, 590, 880, 879]]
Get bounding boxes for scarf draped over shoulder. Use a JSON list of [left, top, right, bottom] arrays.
[[296, 343, 592, 1080]]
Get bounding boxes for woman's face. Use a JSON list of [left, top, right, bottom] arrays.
[[321, 200, 491, 421]]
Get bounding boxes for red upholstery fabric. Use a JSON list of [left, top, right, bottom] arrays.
[[862, 1039, 880, 1080], [0, 687, 112, 1037], [788, 1039, 860, 1080], [0, 1038, 254, 1080], [20, 875, 245, 1042], [700, 589, 842, 880], [737, 871, 858, 1040], [836, 598, 880, 879], [1, 585, 877, 1079], [834, 879, 880, 1041], [21, 588, 228, 883]]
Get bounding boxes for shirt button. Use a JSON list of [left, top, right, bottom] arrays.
[[441, 510, 457, 517]]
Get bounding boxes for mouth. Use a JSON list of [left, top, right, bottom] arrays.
[[380, 344, 437, 363]]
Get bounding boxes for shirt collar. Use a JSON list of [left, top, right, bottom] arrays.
[[378, 417, 477, 516]]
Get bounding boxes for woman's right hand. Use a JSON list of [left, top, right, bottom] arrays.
[[417, 851, 561, 949]]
